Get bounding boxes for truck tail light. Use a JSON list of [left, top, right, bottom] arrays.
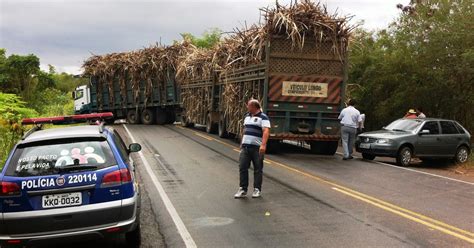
[[101, 169, 132, 187], [0, 181, 21, 196]]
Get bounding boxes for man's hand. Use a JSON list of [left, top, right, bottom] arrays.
[[259, 144, 266, 155]]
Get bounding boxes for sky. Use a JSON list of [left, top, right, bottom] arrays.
[[0, 0, 406, 75]]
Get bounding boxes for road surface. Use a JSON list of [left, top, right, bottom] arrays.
[[107, 124, 472, 247]]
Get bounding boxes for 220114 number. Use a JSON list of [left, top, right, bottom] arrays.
[[68, 173, 97, 184]]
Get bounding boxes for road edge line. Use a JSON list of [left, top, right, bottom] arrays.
[[124, 125, 197, 248]]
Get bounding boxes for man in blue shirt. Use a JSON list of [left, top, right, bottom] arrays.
[[234, 99, 270, 198]]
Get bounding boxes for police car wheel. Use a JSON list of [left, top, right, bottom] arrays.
[[125, 223, 141, 248]]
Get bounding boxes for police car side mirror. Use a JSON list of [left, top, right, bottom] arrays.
[[129, 143, 142, 153]]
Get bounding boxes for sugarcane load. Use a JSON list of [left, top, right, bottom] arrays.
[[80, 0, 355, 154]]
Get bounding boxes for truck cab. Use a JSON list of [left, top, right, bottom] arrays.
[[73, 85, 91, 114]]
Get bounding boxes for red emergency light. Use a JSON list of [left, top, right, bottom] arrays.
[[21, 112, 114, 125]]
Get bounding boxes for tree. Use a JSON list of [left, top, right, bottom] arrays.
[[348, 0, 473, 134], [179, 28, 222, 48]]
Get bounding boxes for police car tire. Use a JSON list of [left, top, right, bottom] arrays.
[[125, 224, 141, 248]]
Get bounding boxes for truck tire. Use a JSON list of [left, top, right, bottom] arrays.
[[266, 140, 281, 154], [156, 109, 167, 125], [141, 109, 155, 125], [166, 111, 176, 124], [180, 115, 194, 127], [127, 110, 141, 124], [310, 141, 324, 154], [206, 114, 217, 134], [322, 141, 338, 155], [218, 115, 227, 138]]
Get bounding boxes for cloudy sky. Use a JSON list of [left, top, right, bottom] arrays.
[[0, 0, 406, 74]]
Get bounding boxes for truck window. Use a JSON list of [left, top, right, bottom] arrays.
[[440, 121, 459, 134], [75, 89, 84, 100]]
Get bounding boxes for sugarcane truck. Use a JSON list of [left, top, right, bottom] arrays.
[[75, 36, 347, 154], [179, 36, 347, 154]]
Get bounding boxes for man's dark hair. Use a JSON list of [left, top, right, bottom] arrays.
[[416, 107, 423, 112], [347, 99, 357, 106]]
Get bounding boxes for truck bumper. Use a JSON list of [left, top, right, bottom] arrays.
[[269, 133, 340, 141]]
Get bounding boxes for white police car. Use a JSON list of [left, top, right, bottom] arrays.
[[0, 113, 142, 247]]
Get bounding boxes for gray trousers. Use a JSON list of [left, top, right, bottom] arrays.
[[239, 146, 264, 191], [341, 126, 357, 158]]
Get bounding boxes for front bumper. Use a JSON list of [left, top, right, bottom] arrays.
[[355, 142, 399, 157]]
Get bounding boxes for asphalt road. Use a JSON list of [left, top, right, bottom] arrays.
[[110, 123, 473, 248]]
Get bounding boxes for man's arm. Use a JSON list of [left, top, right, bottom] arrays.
[[260, 127, 270, 155]]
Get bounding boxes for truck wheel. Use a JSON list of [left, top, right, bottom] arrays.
[[454, 146, 469, 164], [127, 110, 141, 124], [141, 109, 155, 125], [206, 114, 217, 134], [310, 141, 324, 154], [266, 140, 281, 154], [166, 111, 176, 124], [180, 115, 194, 127], [218, 115, 227, 138], [362, 153, 376, 160], [396, 146, 412, 167], [156, 109, 167, 125], [322, 141, 339, 155]]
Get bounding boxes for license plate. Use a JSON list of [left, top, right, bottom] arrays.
[[42, 192, 82, 209], [359, 143, 371, 149]]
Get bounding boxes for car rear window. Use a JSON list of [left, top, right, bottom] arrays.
[[454, 122, 466, 134], [440, 121, 459, 134], [6, 138, 117, 177]]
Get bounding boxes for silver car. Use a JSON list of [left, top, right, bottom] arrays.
[[356, 118, 471, 166]]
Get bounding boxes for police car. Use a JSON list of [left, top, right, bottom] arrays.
[[0, 113, 142, 247]]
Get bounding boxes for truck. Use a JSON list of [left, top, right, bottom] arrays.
[[74, 67, 180, 125], [179, 36, 347, 154]]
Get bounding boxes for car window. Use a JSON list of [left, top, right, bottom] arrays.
[[6, 139, 117, 177], [440, 121, 459, 134], [421, 121, 439, 134], [112, 131, 129, 162], [454, 122, 466, 134]]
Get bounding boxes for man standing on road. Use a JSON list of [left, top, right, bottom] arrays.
[[234, 99, 270, 199], [338, 99, 362, 160]]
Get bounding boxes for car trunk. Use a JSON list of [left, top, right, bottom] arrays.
[[2, 166, 123, 236]]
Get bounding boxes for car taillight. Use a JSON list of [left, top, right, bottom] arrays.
[[0, 181, 21, 196], [101, 169, 132, 187]]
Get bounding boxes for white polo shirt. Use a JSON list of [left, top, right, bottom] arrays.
[[338, 106, 361, 129]]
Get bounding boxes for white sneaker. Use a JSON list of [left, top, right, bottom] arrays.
[[252, 188, 261, 198], [234, 187, 247, 198]]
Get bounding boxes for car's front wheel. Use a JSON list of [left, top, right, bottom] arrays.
[[396, 146, 412, 167], [125, 223, 141, 248], [454, 146, 470, 164], [362, 153, 376, 160]]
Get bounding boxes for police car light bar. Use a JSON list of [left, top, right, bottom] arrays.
[[21, 112, 114, 125]]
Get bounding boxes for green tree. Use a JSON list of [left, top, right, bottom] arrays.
[[179, 28, 222, 48]]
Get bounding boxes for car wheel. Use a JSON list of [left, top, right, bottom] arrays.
[[125, 223, 141, 248], [396, 147, 412, 167], [454, 146, 470, 164], [362, 153, 376, 160]]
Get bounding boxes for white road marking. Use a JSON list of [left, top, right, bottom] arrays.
[[335, 152, 474, 186], [124, 125, 197, 248]]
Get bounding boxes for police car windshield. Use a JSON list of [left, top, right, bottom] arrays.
[[385, 119, 423, 132], [5, 138, 117, 177]]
